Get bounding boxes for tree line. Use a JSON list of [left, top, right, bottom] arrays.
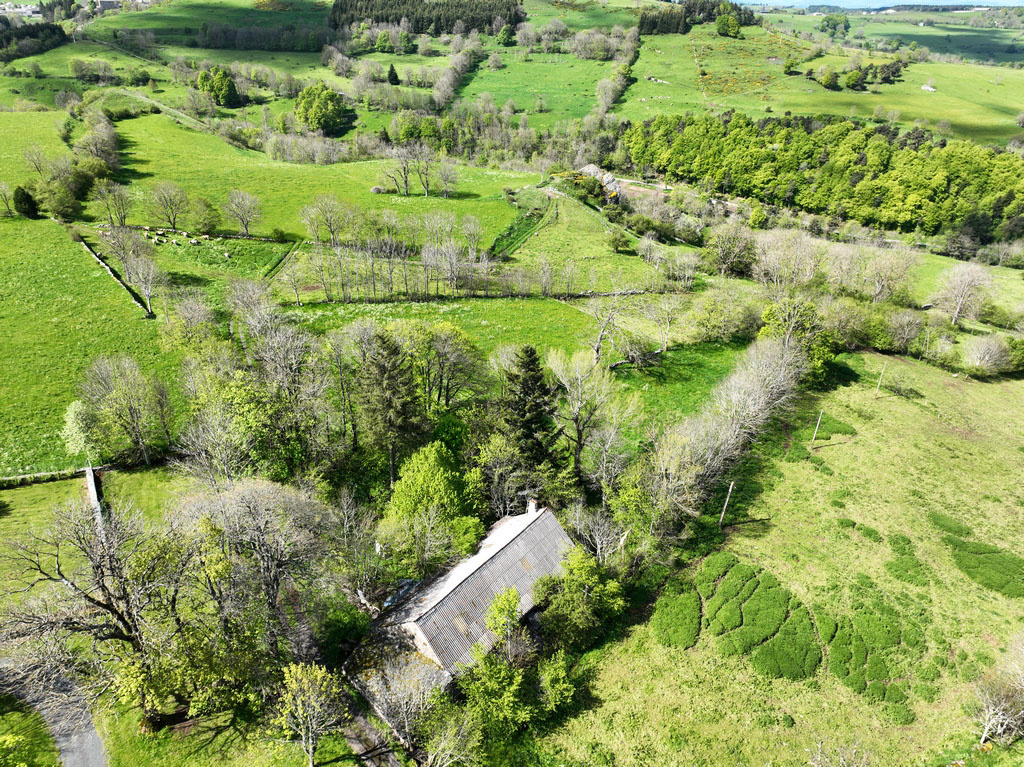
[[623, 111, 1024, 243], [330, 0, 525, 35], [638, 0, 758, 35], [0, 20, 66, 63]]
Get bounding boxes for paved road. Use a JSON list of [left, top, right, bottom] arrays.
[[0, 665, 106, 767]]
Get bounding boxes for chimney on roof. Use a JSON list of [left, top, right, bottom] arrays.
[[527, 499, 538, 514]]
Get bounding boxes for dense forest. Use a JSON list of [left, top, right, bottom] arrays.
[[624, 112, 1024, 242], [638, 0, 758, 35], [0, 20, 67, 63], [330, 0, 525, 34]]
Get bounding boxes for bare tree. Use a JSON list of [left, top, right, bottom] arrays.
[[547, 349, 617, 480], [0, 181, 14, 217], [583, 393, 639, 506], [148, 181, 190, 230], [102, 226, 152, 282], [438, 161, 458, 199], [223, 189, 262, 236], [643, 295, 683, 354], [93, 180, 133, 228], [933, 262, 992, 325], [752, 229, 821, 300], [703, 222, 754, 276], [382, 144, 415, 196], [173, 403, 252, 487], [410, 143, 435, 197], [128, 254, 163, 316], [22, 144, 47, 179], [567, 501, 624, 565], [81, 355, 160, 464], [888, 310, 923, 353], [964, 334, 1011, 376]]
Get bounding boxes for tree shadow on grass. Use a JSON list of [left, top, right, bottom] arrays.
[[0, 499, 11, 519], [165, 271, 212, 289], [113, 134, 152, 183]]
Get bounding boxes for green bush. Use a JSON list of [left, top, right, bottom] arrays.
[[750, 605, 822, 680], [883, 703, 916, 725], [942, 536, 1024, 598], [888, 534, 914, 556], [858, 525, 882, 543], [812, 607, 837, 643], [865, 654, 888, 682], [865, 680, 885, 702], [694, 551, 741, 601], [716, 574, 788, 656], [885, 683, 907, 704], [927, 511, 972, 537], [917, 662, 940, 682], [651, 580, 701, 650], [913, 683, 938, 702], [836, 518, 856, 529]]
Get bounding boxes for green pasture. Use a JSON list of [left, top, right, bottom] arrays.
[[508, 195, 659, 291], [617, 25, 1024, 144], [86, 0, 331, 38], [110, 114, 536, 240], [536, 351, 1024, 766], [0, 111, 71, 187], [0, 218, 176, 476], [458, 51, 611, 127], [770, 11, 1024, 65], [521, 0, 651, 31], [912, 252, 1024, 310]]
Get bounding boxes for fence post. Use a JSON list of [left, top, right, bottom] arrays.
[[719, 481, 735, 529]]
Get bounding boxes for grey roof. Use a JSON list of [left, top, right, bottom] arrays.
[[393, 508, 572, 673]]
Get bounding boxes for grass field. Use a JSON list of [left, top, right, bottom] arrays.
[[535, 351, 1024, 766], [522, 0, 652, 31], [87, 0, 331, 37], [769, 12, 1024, 65], [111, 114, 536, 241], [0, 218, 176, 476], [911, 252, 1024, 310], [458, 52, 611, 128], [0, 111, 71, 187], [508, 195, 660, 291], [617, 25, 1024, 144]]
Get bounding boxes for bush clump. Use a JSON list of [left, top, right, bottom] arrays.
[[750, 604, 822, 680], [927, 511, 972, 537], [836, 517, 856, 529], [942, 536, 1024, 598], [650, 579, 701, 650], [884, 702, 916, 725], [858, 525, 882, 543]]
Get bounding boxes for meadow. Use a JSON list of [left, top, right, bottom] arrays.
[[86, 0, 332, 38], [535, 351, 1024, 766], [0, 111, 71, 187], [0, 218, 177, 476], [617, 25, 1024, 143], [770, 11, 1024, 65], [457, 51, 611, 128], [111, 114, 537, 241], [912, 251, 1024, 310]]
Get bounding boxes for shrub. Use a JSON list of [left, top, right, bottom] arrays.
[[715, 573, 788, 656], [270, 228, 288, 243], [942, 536, 1024, 598], [694, 551, 738, 600], [836, 518, 856, 529], [885, 555, 930, 587], [750, 604, 822, 680], [813, 606, 837, 643], [650, 580, 701, 649], [913, 682, 938, 702], [858, 525, 882, 543], [964, 335, 1011, 377], [927, 511, 972, 537], [13, 186, 37, 218], [884, 702, 916, 725]]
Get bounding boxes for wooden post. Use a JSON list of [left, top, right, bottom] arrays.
[[811, 409, 823, 444], [719, 481, 735, 528], [874, 361, 888, 398]]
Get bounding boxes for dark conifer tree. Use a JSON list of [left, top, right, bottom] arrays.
[[502, 345, 558, 471], [387, 63, 400, 86]]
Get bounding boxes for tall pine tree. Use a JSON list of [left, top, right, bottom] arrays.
[[356, 330, 423, 484], [502, 345, 558, 471]]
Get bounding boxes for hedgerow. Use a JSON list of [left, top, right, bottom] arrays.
[[651, 580, 701, 650], [942, 536, 1024, 598], [927, 511, 973, 537]]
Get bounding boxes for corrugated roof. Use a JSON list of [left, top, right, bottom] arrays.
[[394, 509, 572, 673]]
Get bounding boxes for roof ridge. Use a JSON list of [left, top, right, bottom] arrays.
[[411, 509, 550, 625]]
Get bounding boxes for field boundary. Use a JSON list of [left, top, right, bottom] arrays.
[[78, 238, 151, 316]]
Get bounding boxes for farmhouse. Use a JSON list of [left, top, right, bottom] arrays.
[[346, 502, 573, 738]]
